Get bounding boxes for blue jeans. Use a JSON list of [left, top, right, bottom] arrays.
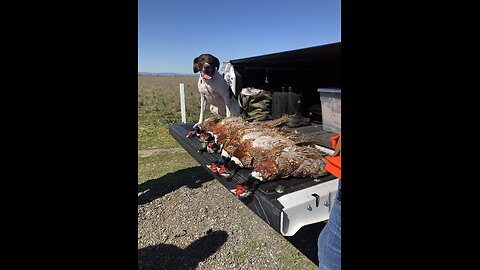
[[317, 182, 341, 270]]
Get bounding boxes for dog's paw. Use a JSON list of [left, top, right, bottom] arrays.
[[186, 125, 201, 138]]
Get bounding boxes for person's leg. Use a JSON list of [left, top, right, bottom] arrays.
[[317, 188, 341, 270]]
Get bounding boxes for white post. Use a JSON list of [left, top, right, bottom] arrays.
[[179, 83, 186, 123]]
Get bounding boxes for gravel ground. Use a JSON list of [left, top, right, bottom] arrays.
[[138, 166, 318, 270]]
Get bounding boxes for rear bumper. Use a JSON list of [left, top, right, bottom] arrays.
[[278, 179, 339, 236]]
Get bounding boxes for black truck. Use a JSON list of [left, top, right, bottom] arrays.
[[169, 42, 341, 237]]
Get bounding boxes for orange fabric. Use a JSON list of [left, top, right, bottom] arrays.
[[331, 133, 341, 149], [325, 156, 341, 178], [325, 133, 341, 178]]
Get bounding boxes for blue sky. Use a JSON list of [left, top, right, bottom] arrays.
[[138, 0, 341, 74]]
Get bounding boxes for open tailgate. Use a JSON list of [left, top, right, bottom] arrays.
[[169, 123, 338, 235]]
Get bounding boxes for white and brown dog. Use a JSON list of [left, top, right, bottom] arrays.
[[193, 54, 242, 127]]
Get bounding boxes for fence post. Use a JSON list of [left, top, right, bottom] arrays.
[[179, 83, 186, 123]]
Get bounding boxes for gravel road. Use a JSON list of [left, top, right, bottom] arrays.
[[138, 166, 319, 270]]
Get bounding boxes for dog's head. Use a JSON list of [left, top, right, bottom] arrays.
[[193, 54, 220, 80]]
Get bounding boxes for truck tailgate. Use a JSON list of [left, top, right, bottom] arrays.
[[169, 123, 337, 235]]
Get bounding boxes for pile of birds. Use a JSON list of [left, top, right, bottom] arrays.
[[187, 115, 329, 197]]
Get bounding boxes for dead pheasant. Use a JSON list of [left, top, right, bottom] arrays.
[[251, 145, 329, 181], [191, 116, 329, 197], [198, 115, 290, 157], [235, 145, 329, 197]]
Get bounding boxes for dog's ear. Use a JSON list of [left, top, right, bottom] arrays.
[[193, 56, 200, 73], [211, 55, 220, 70]]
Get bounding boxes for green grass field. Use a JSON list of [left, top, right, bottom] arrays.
[[138, 75, 214, 184]]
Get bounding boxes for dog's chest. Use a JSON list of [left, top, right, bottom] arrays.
[[198, 76, 226, 100], [198, 78, 212, 95]]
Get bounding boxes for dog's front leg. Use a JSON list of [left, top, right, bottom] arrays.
[[225, 105, 231, 118], [223, 92, 233, 118], [194, 94, 206, 128]]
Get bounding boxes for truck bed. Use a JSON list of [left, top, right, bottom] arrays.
[[169, 122, 338, 234]]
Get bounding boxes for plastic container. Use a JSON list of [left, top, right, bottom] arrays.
[[317, 88, 341, 133]]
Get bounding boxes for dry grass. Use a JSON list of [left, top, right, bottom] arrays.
[[138, 75, 214, 124], [138, 75, 214, 183]]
